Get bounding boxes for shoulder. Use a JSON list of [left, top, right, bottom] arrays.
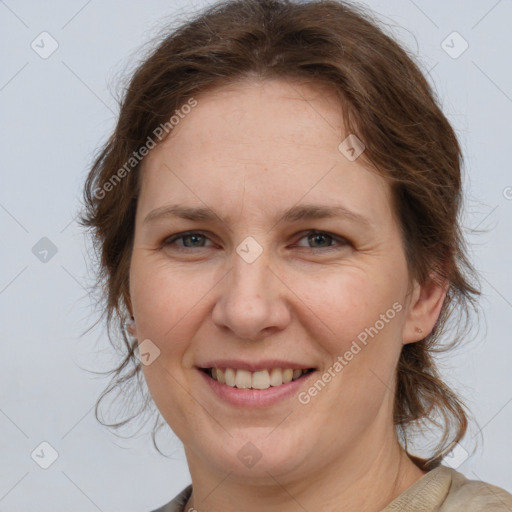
[[382, 465, 512, 511], [440, 466, 512, 511], [149, 484, 192, 512]]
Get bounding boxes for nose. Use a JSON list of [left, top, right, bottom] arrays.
[[211, 252, 291, 341]]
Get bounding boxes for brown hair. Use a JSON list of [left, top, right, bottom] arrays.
[[79, 0, 480, 464]]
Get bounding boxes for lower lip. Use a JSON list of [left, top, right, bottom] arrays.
[[198, 369, 316, 408]]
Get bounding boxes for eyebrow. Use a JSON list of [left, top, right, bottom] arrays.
[[143, 203, 373, 228]]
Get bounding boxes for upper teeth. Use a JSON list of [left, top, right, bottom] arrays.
[[210, 368, 308, 389]]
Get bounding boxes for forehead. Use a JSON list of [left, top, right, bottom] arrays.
[[138, 78, 393, 226], [171, 78, 347, 154]]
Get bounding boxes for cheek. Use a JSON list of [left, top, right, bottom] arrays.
[[129, 257, 200, 355], [293, 266, 405, 355], [131, 259, 203, 431]]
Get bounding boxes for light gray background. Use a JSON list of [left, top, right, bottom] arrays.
[[1, 1, 511, 510]]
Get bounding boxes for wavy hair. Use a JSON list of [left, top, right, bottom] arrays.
[[79, 0, 481, 465]]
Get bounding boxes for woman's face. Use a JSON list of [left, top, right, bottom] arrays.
[[129, 78, 428, 481]]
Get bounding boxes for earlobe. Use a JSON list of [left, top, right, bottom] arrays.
[[123, 288, 137, 337], [402, 274, 448, 345], [125, 316, 137, 337]]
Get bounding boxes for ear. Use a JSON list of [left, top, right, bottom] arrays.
[[122, 286, 138, 337], [126, 316, 138, 337], [402, 272, 448, 345]]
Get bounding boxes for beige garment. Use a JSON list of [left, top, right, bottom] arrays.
[[150, 465, 512, 511], [382, 465, 512, 511]]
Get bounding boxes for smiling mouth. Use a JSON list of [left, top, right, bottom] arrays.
[[201, 367, 315, 390]]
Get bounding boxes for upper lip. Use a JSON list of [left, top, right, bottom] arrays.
[[198, 359, 316, 372]]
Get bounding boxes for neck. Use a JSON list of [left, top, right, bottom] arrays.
[[183, 429, 427, 512]]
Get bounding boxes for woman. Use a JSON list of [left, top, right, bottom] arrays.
[[80, 0, 512, 510]]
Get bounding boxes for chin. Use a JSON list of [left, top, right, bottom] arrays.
[[186, 423, 316, 482]]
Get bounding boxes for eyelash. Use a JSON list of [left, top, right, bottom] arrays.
[[161, 230, 350, 253]]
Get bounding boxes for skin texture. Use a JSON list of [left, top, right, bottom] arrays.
[[128, 78, 447, 512]]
